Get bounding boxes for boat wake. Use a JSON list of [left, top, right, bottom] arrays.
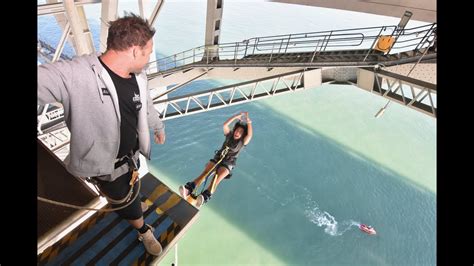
[[304, 206, 359, 236], [256, 179, 360, 236]]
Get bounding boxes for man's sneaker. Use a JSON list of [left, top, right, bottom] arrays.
[[179, 182, 195, 198], [196, 189, 212, 208], [138, 224, 162, 256], [141, 201, 149, 212]]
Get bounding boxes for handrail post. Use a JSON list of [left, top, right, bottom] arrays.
[[323, 31, 332, 52], [234, 42, 239, 65], [269, 43, 275, 63], [284, 34, 291, 53], [414, 23, 436, 53], [363, 26, 385, 62], [243, 39, 249, 57], [252, 38, 258, 55], [311, 40, 320, 63]]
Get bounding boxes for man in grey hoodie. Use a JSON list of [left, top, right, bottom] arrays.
[[38, 14, 164, 256]]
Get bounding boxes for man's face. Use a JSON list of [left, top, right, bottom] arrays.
[[132, 39, 153, 73], [233, 127, 244, 140]]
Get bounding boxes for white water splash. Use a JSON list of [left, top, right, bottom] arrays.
[[255, 177, 360, 236], [304, 206, 360, 236]]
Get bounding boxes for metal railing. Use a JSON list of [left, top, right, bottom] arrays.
[[38, 126, 71, 152], [147, 23, 436, 74], [37, 104, 65, 134], [387, 23, 437, 54]]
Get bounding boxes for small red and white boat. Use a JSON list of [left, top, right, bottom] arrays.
[[359, 224, 376, 235]]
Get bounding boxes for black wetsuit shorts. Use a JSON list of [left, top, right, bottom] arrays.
[[210, 153, 236, 174]]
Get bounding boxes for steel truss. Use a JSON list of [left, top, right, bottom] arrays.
[[367, 68, 436, 117], [154, 69, 314, 120]]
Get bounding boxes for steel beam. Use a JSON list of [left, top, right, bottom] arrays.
[[358, 67, 436, 117], [63, 0, 95, 55], [99, 0, 118, 53], [147, 0, 165, 73], [52, 22, 71, 62], [148, 0, 165, 27], [38, 0, 101, 16], [148, 66, 304, 88], [153, 69, 320, 120]]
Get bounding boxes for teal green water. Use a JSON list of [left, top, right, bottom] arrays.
[[151, 84, 435, 265], [38, 1, 436, 264]]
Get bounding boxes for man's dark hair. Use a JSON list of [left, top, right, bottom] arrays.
[[107, 13, 155, 51]]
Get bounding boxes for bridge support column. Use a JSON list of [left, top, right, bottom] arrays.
[[303, 69, 322, 89], [204, 0, 224, 60], [357, 68, 375, 91]]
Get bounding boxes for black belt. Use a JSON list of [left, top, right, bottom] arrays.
[[114, 157, 129, 169]]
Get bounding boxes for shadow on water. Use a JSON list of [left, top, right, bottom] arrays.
[[149, 88, 435, 265]]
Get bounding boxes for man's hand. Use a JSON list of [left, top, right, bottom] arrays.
[[154, 130, 165, 144]]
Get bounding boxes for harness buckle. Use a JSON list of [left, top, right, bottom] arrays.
[[126, 151, 139, 185], [86, 176, 98, 185]]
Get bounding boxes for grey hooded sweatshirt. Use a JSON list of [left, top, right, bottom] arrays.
[[38, 54, 164, 179]]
